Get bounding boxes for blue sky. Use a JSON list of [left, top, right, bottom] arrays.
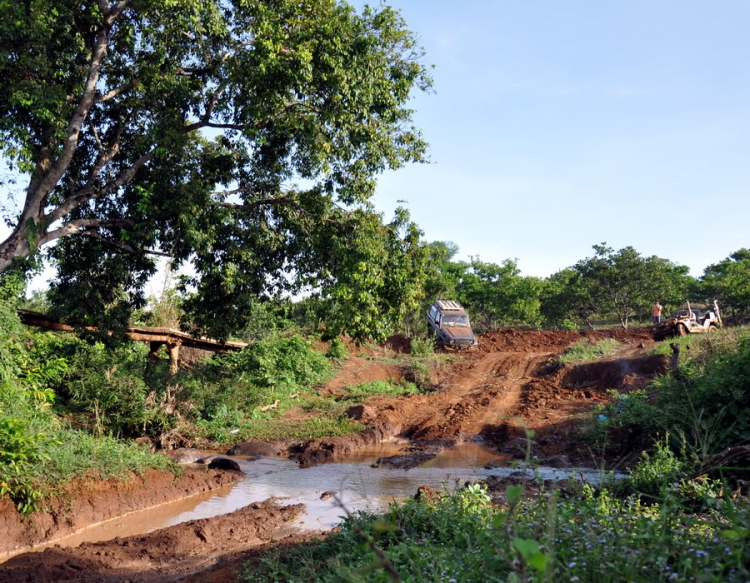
[[363, 0, 750, 276]]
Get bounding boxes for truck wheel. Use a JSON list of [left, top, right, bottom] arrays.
[[678, 324, 688, 336], [708, 324, 718, 333]]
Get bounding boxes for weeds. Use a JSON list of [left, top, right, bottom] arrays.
[[559, 338, 621, 363], [249, 482, 750, 582]]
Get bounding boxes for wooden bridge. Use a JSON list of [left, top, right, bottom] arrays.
[[17, 309, 247, 373]]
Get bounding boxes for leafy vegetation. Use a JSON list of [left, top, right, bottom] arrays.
[[697, 249, 750, 319], [0, 0, 432, 344], [589, 327, 750, 460], [249, 482, 750, 582], [1, 283, 176, 513]]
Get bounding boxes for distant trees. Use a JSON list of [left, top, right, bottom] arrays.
[[416, 243, 697, 332], [697, 249, 750, 318], [457, 259, 545, 331], [567, 245, 692, 329]]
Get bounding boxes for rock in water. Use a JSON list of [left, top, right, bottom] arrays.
[[208, 457, 242, 472], [545, 454, 571, 468], [167, 448, 204, 464], [227, 439, 282, 457]]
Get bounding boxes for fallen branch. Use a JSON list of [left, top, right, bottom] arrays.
[[258, 399, 280, 412]]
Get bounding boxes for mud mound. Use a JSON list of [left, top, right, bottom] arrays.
[[292, 422, 402, 466], [0, 468, 242, 557], [479, 330, 582, 353], [0, 500, 303, 583], [478, 328, 652, 354], [383, 334, 411, 354], [562, 353, 669, 389]]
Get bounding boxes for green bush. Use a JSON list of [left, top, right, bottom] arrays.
[[409, 336, 435, 357], [592, 331, 750, 465], [211, 334, 331, 391], [326, 337, 349, 360]]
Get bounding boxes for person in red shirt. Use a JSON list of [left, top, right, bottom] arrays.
[[652, 301, 663, 324]]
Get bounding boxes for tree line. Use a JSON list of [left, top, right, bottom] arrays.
[[410, 242, 750, 333]]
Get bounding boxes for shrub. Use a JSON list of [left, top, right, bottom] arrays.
[[211, 334, 331, 391], [409, 336, 435, 357], [249, 485, 750, 582], [326, 337, 349, 360], [593, 331, 750, 461]]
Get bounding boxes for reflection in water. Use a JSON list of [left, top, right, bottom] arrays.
[[31, 441, 618, 551]]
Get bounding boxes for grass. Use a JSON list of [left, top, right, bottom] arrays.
[[559, 338, 622, 364], [247, 483, 750, 582], [649, 324, 748, 357], [41, 428, 177, 486], [343, 380, 421, 398]]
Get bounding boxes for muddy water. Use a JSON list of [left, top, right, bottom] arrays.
[[38, 440, 616, 552]]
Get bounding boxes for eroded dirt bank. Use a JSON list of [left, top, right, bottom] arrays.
[[294, 328, 659, 465], [0, 468, 242, 558], [0, 500, 304, 582]]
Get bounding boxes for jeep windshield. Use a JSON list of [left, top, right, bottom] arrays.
[[441, 314, 469, 327]]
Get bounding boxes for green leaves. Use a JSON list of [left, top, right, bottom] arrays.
[[512, 538, 550, 573], [506, 485, 523, 505], [1, 0, 432, 342]]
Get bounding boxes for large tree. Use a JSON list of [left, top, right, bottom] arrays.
[[455, 258, 545, 331], [0, 0, 431, 340]]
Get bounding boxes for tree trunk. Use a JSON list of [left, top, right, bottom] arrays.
[[0, 223, 33, 274]]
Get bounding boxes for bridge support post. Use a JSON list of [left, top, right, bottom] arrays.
[[167, 342, 181, 374]]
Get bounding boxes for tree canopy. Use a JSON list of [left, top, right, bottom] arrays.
[[0, 0, 431, 341], [568, 244, 692, 329], [698, 249, 750, 318]]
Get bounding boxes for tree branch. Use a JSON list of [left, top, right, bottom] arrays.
[[209, 187, 264, 199], [45, 149, 155, 225], [39, 218, 136, 246], [211, 197, 297, 211], [25, 0, 132, 220], [95, 82, 133, 102], [79, 231, 172, 257]]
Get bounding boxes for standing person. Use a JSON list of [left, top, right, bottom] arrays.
[[652, 301, 662, 325]]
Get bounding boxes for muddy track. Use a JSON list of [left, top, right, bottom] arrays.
[[294, 350, 558, 464], [407, 351, 552, 440], [0, 500, 304, 583]]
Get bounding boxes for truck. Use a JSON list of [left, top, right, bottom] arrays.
[[652, 300, 722, 341], [426, 300, 479, 349]]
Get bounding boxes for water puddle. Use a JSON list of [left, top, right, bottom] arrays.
[[25, 441, 618, 552]]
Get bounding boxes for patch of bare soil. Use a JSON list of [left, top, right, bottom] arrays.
[[0, 469, 243, 558], [320, 356, 404, 395], [0, 500, 303, 583]]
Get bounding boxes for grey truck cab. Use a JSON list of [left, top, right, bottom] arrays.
[[426, 300, 479, 349]]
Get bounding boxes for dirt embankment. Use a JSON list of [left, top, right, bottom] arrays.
[[294, 328, 662, 465], [0, 468, 242, 558], [0, 500, 304, 583]]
